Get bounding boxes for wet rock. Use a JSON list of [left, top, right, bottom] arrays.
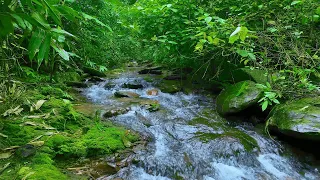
[[66, 81, 89, 88], [216, 81, 263, 116], [83, 67, 106, 77], [138, 67, 163, 75], [135, 112, 152, 127], [16, 144, 36, 158], [88, 76, 105, 83], [147, 89, 159, 96], [104, 83, 115, 89], [146, 103, 160, 112], [122, 83, 143, 89], [158, 80, 181, 94], [268, 97, 320, 141], [114, 91, 140, 98], [104, 108, 131, 118]]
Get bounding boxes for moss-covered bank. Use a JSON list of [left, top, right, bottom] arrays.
[[0, 84, 139, 179]]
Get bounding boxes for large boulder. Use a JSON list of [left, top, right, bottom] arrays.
[[216, 81, 263, 115], [267, 97, 320, 141]]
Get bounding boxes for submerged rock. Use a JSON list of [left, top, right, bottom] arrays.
[[122, 83, 143, 89], [268, 97, 320, 141], [216, 81, 263, 116], [138, 67, 162, 75], [114, 91, 140, 98]]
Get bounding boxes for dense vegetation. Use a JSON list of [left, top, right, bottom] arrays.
[[1, 0, 320, 179]]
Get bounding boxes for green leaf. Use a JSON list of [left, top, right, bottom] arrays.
[[51, 28, 75, 37], [56, 49, 69, 61], [316, 7, 320, 15], [248, 53, 256, 60], [37, 34, 51, 66], [31, 12, 50, 29], [291, 1, 302, 5], [28, 30, 45, 60], [11, 14, 26, 29], [43, 0, 61, 26], [236, 49, 249, 57], [0, 15, 14, 37], [205, 17, 212, 24], [229, 35, 239, 44], [239, 27, 249, 41], [262, 101, 268, 111]]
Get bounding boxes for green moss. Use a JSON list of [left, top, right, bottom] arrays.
[[54, 72, 81, 83], [195, 130, 259, 152], [268, 97, 320, 138], [216, 80, 262, 115], [40, 86, 73, 100], [158, 80, 182, 94], [82, 126, 138, 156]]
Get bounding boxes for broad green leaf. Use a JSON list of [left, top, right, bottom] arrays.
[[28, 30, 45, 60], [229, 34, 239, 44], [291, 1, 302, 5], [11, 14, 26, 29], [0, 15, 14, 37], [239, 27, 249, 41], [248, 53, 256, 60], [51, 28, 75, 37], [43, 0, 61, 26], [37, 34, 51, 65], [236, 49, 249, 57], [170, 8, 178, 12], [52, 46, 69, 61], [212, 38, 220, 45], [31, 12, 50, 29], [262, 101, 268, 111]]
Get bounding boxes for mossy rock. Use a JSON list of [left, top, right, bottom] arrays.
[[216, 81, 263, 116], [267, 97, 320, 141], [83, 67, 106, 77], [232, 68, 269, 84], [54, 72, 81, 83], [114, 91, 140, 98], [158, 80, 181, 94]]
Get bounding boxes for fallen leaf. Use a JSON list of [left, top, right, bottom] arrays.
[[0, 133, 8, 138], [28, 141, 44, 147], [0, 152, 12, 159]]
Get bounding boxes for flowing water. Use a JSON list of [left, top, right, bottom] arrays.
[[83, 70, 319, 180]]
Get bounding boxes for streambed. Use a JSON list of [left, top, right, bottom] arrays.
[[83, 70, 319, 180]]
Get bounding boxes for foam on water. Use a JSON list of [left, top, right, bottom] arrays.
[[84, 72, 319, 180]]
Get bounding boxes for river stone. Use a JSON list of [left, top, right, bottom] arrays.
[[16, 144, 36, 158], [147, 89, 159, 96], [122, 83, 143, 89], [216, 81, 263, 115], [114, 91, 140, 98], [104, 108, 131, 118], [267, 97, 320, 141]]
